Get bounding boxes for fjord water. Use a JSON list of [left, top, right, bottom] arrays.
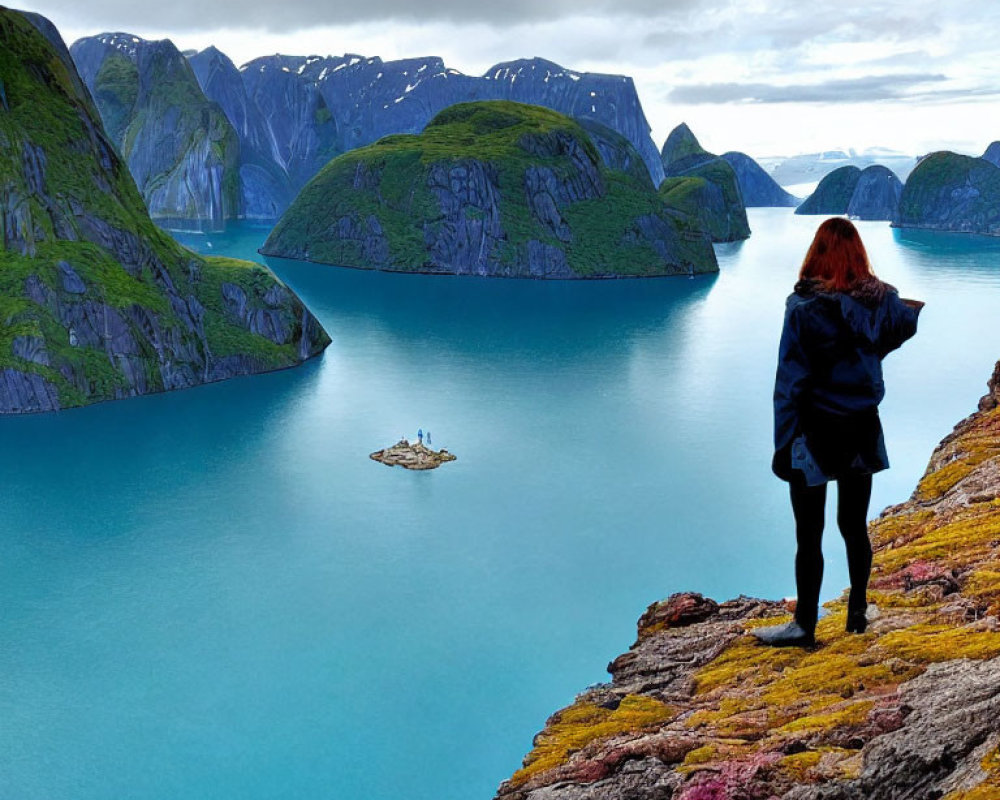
[[2, 209, 998, 799]]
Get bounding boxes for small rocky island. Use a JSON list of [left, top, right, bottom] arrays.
[[370, 440, 456, 470]]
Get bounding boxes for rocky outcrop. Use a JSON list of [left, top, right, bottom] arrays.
[[721, 152, 798, 207], [370, 440, 456, 470], [660, 123, 712, 172], [796, 165, 902, 220], [495, 360, 1000, 800], [70, 33, 240, 227], [0, 10, 329, 413], [981, 142, 1000, 169], [659, 124, 750, 242], [261, 101, 718, 278], [894, 152, 1000, 235]]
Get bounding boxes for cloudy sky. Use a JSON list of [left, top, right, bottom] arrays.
[[19, 0, 1000, 159]]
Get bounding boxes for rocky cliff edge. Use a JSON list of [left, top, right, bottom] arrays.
[[495, 363, 1000, 800]]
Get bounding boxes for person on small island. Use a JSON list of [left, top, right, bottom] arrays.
[[417, 429, 423, 445], [426, 431, 432, 446], [754, 217, 924, 648]]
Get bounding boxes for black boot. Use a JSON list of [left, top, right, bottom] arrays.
[[752, 619, 816, 648], [846, 606, 868, 634]]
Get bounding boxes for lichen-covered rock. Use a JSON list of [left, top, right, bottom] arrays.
[[495, 360, 1000, 800], [0, 10, 329, 413], [262, 102, 717, 278], [895, 152, 1000, 236], [70, 33, 241, 226]]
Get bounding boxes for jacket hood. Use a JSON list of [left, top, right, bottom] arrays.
[[793, 277, 897, 344]]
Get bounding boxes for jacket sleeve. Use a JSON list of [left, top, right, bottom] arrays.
[[876, 291, 921, 358], [773, 302, 812, 452]]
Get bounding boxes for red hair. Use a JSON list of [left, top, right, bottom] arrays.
[[799, 217, 875, 291]]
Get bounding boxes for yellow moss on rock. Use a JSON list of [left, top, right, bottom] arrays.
[[878, 623, 1000, 662], [510, 694, 676, 787]]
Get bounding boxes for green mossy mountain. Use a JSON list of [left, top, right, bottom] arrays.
[[70, 32, 241, 226], [895, 152, 1000, 235], [659, 161, 751, 243], [0, 8, 329, 413], [261, 101, 718, 278], [659, 123, 750, 242]]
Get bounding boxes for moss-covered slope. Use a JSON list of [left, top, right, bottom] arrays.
[[659, 159, 751, 243], [895, 152, 1000, 235], [496, 363, 1000, 800], [0, 9, 329, 413], [261, 101, 718, 278], [70, 32, 240, 225]]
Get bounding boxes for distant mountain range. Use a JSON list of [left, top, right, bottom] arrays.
[[69, 34, 665, 224], [759, 148, 918, 187]]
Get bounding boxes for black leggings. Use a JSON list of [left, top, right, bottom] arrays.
[[790, 473, 873, 631]]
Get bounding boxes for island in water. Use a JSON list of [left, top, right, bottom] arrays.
[[796, 164, 903, 221], [0, 10, 329, 414], [370, 440, 457, 470], [261, 101, 720, 279]]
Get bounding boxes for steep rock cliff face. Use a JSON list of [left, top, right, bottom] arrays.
[[261, 102, 717, 278], [895, 152, 1000, 235], [187, 46, 296, 219], [721, 151, 798, 208], [846, 165, 904, 221], [236, 55, 340, 198], [660, 124, 749, 242], [70, 33, 240, 226], [796, 165, 902, 221], [494, 363, 1000, 800], [279, 55, 665, 187], [0, 10, 328, 413]]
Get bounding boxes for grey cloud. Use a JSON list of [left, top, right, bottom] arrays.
[[29, 0, 705, 32], [665, 73, 952, 104]]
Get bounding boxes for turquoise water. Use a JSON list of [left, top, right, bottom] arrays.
[[1, 208, 998, 799]]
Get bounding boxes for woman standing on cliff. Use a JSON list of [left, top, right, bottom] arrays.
[[754, 218, 923, 648]]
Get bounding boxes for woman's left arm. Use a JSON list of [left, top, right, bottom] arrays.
[[877, 291, 922, 358]]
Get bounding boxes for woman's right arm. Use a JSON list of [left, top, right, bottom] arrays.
[[773, 303, 811, 452]]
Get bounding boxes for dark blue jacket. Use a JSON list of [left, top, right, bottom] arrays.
[[774, 278, 921, 454]]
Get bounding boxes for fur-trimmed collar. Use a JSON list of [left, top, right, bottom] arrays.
[[794, 276, 895, 307]]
